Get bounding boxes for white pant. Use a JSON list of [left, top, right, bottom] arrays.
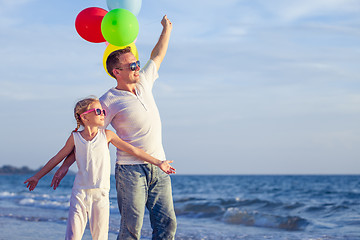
[[65, 188, 109, 240]]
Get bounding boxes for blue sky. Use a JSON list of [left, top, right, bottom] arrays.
[[1, 0, 359, 174]]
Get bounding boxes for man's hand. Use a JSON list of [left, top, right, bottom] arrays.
[[158, 160, 176, 175], [51, 166, 68, 190], [161, 15, 172, 31]]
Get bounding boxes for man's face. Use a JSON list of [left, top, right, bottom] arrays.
[[116, 52, 140, 84]]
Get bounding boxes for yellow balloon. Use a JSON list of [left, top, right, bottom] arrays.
[[103, 42, 139, 76]]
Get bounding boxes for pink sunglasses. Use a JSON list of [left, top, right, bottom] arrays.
[[80, 108, 106, 117]]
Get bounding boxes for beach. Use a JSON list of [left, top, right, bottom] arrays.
[[1, 174, 359, 240]]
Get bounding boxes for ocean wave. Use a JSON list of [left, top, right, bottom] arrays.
[[19, 197, 69, 210], [174, 196, 292, 215], [305, 202, 354, 218], [0, 213, 67, 223], [0, 191, 16, 198], [222, 208, 309, 231], [283, 202, 305, 210], [174, 196, 310, 231], [175, 201, 225, 218], [0, 190, 71, 210]]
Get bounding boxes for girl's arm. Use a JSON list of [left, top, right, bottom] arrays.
[[106, 130, 176, 174], [24, 135, 75, 191]]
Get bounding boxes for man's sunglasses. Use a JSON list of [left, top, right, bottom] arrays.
[[80, 108, 106, 117], [116, 61, 140, 71]]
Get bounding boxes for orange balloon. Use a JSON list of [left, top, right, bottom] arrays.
[[102, 42, 139, 76]]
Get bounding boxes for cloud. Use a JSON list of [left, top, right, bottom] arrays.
[[0, 0, 34, 27], [259, 0, 360, 22], [1, 0, 360, 174], [0, 79, 112, 102]]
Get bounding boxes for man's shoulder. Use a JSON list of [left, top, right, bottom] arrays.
[[138, 60, 159, 87], [100, 88, 132, 109], [99, 88, 116, 103], [141, 59, 156, 74]]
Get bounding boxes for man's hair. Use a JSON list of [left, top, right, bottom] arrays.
[[106, 46, 132, 78]]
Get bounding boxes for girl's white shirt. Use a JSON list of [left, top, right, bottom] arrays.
[[72, 129, 111, 190]]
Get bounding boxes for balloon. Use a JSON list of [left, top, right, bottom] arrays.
[[106, 0, 142, 16], [75, 7, 108, 43], [103, 42, 139, 76], [101, 8, 139, 47]]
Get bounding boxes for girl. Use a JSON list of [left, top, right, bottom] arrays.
[[24, 97, 175, 240]]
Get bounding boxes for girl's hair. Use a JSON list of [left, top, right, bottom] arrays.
[[73, 96, 99, 132]]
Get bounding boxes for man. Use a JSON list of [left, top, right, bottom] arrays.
[[52, 15, 176, 239]]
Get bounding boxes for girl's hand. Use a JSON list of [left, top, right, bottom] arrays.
[[24, 176, 39, 191], [158, 160, 176, 175]]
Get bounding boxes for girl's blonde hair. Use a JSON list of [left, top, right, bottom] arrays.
[[73, 96, 99, 132]]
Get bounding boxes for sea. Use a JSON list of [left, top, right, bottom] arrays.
[[0, 174, 359, 240]]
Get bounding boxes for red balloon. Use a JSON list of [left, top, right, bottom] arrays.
[[75, 7, 108, 43]]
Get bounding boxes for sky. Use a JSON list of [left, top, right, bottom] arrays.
[[0, 0, 360, 175]]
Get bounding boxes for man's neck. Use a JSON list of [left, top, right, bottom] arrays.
[[115, 84, 136, 95]]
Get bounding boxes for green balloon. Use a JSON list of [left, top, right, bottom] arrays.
[[101, 8, 139, 46]]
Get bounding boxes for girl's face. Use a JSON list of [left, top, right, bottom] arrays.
[[81, 101, 105, 128]]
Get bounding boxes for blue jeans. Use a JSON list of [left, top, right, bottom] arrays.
[[115, 164, 177, 240]]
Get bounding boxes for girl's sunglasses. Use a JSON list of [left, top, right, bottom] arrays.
[[80, 108, 106, 117], [116, 61, 140, 71]]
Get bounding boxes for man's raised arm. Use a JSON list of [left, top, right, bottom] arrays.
[[150, 15, 173, 71]]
